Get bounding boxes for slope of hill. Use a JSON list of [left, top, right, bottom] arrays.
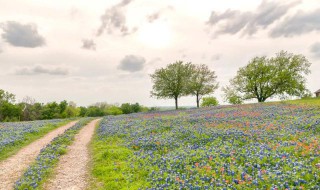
[[91, 102, 320, 189]]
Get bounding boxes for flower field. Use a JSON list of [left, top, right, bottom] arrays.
[[0, 119, 66, 161], [92, 103, 320, 189]]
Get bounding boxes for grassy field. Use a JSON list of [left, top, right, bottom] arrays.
[[91, 101, 320, 189], [283, 97, 320, 106]]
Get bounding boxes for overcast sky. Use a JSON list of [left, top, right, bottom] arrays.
[[0, 0, 319, 107]]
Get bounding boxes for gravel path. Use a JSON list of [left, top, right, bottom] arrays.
[[44, 119, 100, 190], [0, 120, 78, 190]]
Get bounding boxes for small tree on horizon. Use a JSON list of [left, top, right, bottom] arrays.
[[201, 96, 219, 107], [222, 86, 243, 105], [150, 61, 193, 109], [187, 64, 218, 108]]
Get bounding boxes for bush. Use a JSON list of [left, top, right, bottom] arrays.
[[105, 106, 123, 115], [201, 97, 219, 107]]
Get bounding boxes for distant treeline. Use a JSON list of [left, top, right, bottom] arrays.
[[0, 89, 150, 122]]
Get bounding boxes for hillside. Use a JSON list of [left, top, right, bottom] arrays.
[[91, 101, 320, 189]]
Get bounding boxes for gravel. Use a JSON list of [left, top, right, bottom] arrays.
[[44, 119, 100, 190]]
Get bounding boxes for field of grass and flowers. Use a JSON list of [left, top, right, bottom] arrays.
[[92, 101, 320, 190], [15, 118, 93, 190], [0, 119, 70, 161]]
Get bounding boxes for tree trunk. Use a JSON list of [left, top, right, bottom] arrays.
[[175, 97, 178, 110], [196, 93, 200, 108], [257, 97, 266, 102]]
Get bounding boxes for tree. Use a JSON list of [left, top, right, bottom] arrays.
[[0, 102, 21, 121], [0, 89, 15, 103], [131, 103, 142, 113], [188, 64, 218, 108], [0, 89, 20, 121], [121, 103, 133, 114], [79, 106, 88, 117], [41, 102, 60, 119], [226, 51, 311, 102], [222, 86, 243, 105], [201, 97, 219, 107], [150, 61, 193, 109], [105, 106, 123, 115], [85, 106, 104, 117], [20, 96, 36, 121], [58, 100, 68, 115]]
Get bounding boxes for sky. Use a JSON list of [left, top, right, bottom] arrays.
[[0, 0, 319, 107]]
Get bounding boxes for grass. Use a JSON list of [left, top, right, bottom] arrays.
[[91, 103, 320, 189], [283, 97, 320, 106], [0, 120, 72, 161], [90, 136, 149, 190]]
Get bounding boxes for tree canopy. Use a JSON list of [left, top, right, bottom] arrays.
[[201, 97, 219, 107], [188, 64, 218, 107], [150, 61, 193, 109], [0, 89, 148, 122], [225, 51, 311, 102], [222, 86, 243, 105], [150, 61, 218, 109]]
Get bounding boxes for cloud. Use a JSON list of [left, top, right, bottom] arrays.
[[147, 12, 161, 23], [96, 0, 136, 36], [118, 55, 146, 72], [82, 39, 96, 50], [147, 6, 174, 23], [211, 54, 221, 61], [207, 0, 300, 36], [270, 9, 320, 38], [15, 65, 69, 76], [0, 21, 45, 47], [310, 42, 320, 58], [148, 57, 162, 65]]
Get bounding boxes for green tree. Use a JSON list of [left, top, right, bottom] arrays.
[[41, 102, 60, 119], [226, 51, 311, 102], [79, 106, 88, 117], [0, 89, 20, 121], [105, 106, 123, 115], [222, 86, 243, 105], [0, 89, 15, 103], [85, 106, 104, 117], [121, 103, 133, 114], [0, 102, 21, 121], [59, 100, 68, 115], [150, 61, 193, 109], [62, 101, 79, 118], [131, 103, 142, 113], [201, 97, 219, 107], [188, 64, 218, 108]]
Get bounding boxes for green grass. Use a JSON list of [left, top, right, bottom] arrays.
[[0, 120, 72, 161], [283, 97, 320, 106], [90, 136, 149, 190]]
